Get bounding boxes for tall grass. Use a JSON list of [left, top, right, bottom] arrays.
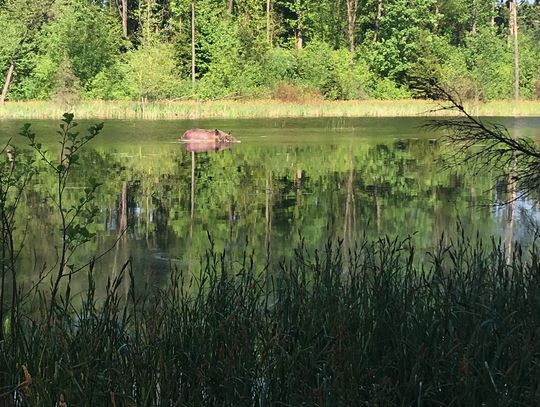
[[1, 99, 540, 120], [1, 231, 539, 406]]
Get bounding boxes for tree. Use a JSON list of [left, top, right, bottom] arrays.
[[122, 38, 180, 102], [0, 0, 54, 103], [369, 0, 438, 83], [428, 86, 540, 202], [191, 0, 195, 83], [120, 0, 128, 37], [345, 0, 359, 52], [509, 0, 519, 100]]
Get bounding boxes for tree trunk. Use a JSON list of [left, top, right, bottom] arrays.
[[228, 0, 233, 14], [1, 63, 14, 105], [373, 0, 383, 42], [343, 152, 356, 255], [295, 0, 303, 49], [346, 0, 358, 52], [471, 0, 477, 34], [265, 174, 272, 256], [112, 181, 128, 278], [191, 0, 196, 84], [510, 0, 519, 101], [121, 0, 128, 38], [295, 30, 303, 48], [266, 0, 272, 45]]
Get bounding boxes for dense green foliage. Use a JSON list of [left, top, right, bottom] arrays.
[[0, 0, 539, 102]]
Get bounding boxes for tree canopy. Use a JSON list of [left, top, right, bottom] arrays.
[[0, 0, 539, 102]]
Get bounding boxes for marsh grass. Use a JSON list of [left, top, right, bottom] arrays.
[[1, 231, 539, 406], [1, 99, 540, 120]]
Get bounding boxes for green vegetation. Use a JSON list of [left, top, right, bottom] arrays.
[[1, 0, 539, 108], [1, 116, 502, 283], [2, 231, 540, 405], [2, 99, 540, 120], [1, 113, 538, 405]]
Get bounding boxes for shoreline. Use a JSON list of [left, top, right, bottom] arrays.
[[1, 99, 540, 120]]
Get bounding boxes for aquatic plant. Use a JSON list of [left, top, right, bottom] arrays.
[[0, 232, 539, 405], [1, 99, 540, 120]]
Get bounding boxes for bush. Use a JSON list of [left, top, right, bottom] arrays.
[[516, 33, 540, 100], [121, 39, 181, 101], [465, 28, 514, 100], [52, 58, 81, 105], [85, 64, 131, 100], [368, 76, 411, 99], [271, 81, 322, 103], [261, 47, 297, 86]]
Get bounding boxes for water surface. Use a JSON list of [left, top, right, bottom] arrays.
[[1, 116, 539, 285]]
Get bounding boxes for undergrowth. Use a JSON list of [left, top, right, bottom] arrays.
[[0, 234, 539, 406]]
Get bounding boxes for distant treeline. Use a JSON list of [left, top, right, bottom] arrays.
[[0, 0, 539, 103]]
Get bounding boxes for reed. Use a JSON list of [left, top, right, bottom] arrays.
[[1, 231, 539, 406], [1, 99, 540, 120]]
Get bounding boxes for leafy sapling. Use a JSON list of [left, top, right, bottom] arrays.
[[20, 113, 104, 318]]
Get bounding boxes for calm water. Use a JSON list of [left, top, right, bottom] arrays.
[[1, 116, 539, 285]]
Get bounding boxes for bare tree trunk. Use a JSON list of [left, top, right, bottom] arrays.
[[374, 191, 381, 233], [266, 0, 272, 45], [112, 181, 128, 278], [373, 0, 383, 42], [343, 152, 356, 256], [295, 28, 303, 49], [510, 0, 519, 101], [295, 0, 303, 49], [121, 0, 128, 38], [265, 175, 272, 257], [0, 63, 14, 105], [191, 1, 196, 84], [506, 165, 517, 262], [346, 0, 358, 52], [471, 0, 477, 34], [491, 0, 496, 27], [188, 150, 195, 275], [190, 151, 195, 225], [228, 0, 233, 14]]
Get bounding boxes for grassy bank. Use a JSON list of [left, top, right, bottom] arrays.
[[1, 234, 539, 406], [1, 99, 540, 120]]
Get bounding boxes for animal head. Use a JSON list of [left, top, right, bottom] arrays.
[[215, 130, 238, 143]]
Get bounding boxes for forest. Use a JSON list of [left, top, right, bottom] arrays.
[[0, 0, 539, 104]]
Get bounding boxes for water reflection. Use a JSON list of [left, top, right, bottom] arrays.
[[182, 142, 234, 153], [0, 117, 538, 287]]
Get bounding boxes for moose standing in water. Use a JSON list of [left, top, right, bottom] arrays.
[[180, 128, 239, 152]]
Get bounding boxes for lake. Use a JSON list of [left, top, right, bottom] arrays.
[[1, 116, 539, 286]]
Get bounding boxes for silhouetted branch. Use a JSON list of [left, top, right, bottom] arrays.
[[426, 85, 540, 203]]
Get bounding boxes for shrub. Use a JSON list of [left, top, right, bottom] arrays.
[[465, 28, 513, 100], [121, 40, 181, 101], [271, 81, 322, 103], [85, 64, 131, 100]]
